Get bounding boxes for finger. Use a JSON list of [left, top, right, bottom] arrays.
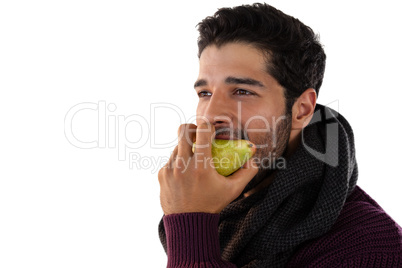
[[164, 145, 178, 169], [177, 124, 197, 158], [194, 122, 215, 158]]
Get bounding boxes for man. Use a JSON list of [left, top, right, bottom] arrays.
[[158, 3, 402, 267]]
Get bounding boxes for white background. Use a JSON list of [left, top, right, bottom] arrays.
[[1, 0, 401, 267]]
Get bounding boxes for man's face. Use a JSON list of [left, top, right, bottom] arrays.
[[194, 42, 291, 173]]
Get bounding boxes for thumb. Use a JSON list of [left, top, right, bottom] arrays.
[[228, 157, 259, 193]]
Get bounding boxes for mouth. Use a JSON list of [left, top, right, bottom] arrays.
[[214, 134, 237, 140], [214, 128, 246, 140]]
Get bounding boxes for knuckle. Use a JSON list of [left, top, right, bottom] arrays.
[[178, 125, 196, 147], [158, 167, 166, 182], [177, 124, 194, 136], [192, 165, 206, 178], [198, 122, 210, 130], [177, 124, 186, 136], [196, 122, 214, 137], [173, 167, 184, 179]]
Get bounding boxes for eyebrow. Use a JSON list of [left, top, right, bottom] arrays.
[[194, 76, 265, 88], [194, 79, 207, 88], [225, 76, 265, 87]]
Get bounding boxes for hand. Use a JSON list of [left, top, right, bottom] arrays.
[[158, 123, 259, 215]]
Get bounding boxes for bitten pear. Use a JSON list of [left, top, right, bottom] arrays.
[[192, 139, 256, 176]]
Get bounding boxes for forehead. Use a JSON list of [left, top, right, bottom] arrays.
[[199, 43, 267, 74], [197, 42, 282, 90]]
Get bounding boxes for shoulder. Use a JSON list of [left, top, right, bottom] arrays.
[[287, 186, 402, 267], [334, 186, 402, 246]]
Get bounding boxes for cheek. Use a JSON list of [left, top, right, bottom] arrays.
[[241, 109, 285, 142], [247, 122, 270, 142], [242, 113, 271, 140], [240, 98, 286, 135]]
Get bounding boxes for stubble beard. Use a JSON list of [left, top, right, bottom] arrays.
[[213, 113, 292, 193], [243, 113, 292, 193]]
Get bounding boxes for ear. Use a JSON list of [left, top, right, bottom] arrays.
[[291, 88, 317, 130]]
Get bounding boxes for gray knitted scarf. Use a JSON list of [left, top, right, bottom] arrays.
[[159, 104, 358, 267]]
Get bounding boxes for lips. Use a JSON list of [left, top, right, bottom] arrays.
[[214, 128, 246, 140], [214, 134, 237, 140]]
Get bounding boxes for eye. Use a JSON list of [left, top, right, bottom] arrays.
[[197, 91, 212, 98], [234, 89, 254, 95]]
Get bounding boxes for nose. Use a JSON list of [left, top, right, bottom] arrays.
[[201, 92, 235, 127]]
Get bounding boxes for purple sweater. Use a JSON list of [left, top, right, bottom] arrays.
[[163, 186, 402, 267]]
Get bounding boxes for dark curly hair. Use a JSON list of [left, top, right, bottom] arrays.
[[197, 3, 326, 114]]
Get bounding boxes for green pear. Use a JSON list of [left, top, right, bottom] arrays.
[[192, 139, 256, 176]]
